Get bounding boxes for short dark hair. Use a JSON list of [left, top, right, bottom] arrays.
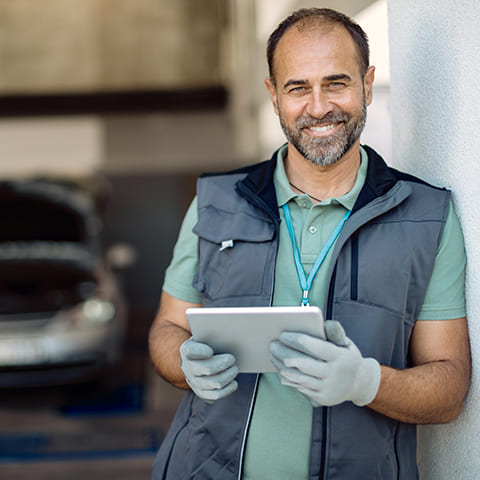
[[267, 8, 370, 84]]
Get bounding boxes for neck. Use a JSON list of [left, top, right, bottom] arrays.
[[285, 142, 361, 201]]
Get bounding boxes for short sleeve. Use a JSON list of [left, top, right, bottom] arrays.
[[162, 197, 202, 304], [417, 200, 466, 320]]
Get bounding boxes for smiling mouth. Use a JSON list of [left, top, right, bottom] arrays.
[[309, 123, 336, 133], [304, 122, 343, 136]]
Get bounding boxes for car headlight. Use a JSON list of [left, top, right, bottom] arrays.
[[81, 298, 116, 324]]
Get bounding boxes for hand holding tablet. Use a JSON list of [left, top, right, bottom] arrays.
[[186, 306, 325, 373]]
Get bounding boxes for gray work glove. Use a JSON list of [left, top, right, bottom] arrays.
[[180, 337, 239, 403], [270, 320, 381, 407]]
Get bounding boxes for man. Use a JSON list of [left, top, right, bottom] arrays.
[[149, 8, 470, 479]]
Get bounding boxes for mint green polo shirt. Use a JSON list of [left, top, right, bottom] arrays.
[[162, 146, 466, 479], [242, 147, 370, 479]]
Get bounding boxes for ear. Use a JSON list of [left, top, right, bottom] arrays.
[[264, 77, 279, 115], [364, 66, 375, 106]]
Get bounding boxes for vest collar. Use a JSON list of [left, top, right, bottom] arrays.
[[237, 144, 399, 217], [352, 145, 400, 213], [235, 153, 280, 224]]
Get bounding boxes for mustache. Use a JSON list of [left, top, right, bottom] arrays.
[[295, 111, 350, 129]]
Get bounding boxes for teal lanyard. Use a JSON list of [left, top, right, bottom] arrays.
[[282, 203, 351, 306]]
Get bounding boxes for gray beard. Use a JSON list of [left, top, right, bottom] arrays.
[[279, 101, 367, 167]]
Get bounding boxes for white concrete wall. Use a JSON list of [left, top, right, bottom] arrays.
[[388, 1, 480, 477]]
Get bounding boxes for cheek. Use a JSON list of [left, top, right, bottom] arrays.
[[335, 94, 365, 116], [277, 99, 306, 122]]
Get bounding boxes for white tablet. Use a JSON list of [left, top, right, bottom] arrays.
[[186, 306, 325, 373]]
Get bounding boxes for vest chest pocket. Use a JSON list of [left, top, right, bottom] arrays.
[[332, 299, 414, 369], [193, 206, 276, 306]]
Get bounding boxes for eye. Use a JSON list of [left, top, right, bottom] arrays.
[[289, 86, 307, 94], [327, 82, 347, 91]]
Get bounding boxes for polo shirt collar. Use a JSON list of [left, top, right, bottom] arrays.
[[274, 144, 369, 210]]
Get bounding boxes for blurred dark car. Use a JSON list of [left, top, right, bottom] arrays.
[[0, 177, 128, 387]]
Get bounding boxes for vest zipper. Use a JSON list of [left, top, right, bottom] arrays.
[[235, 177, 280, 480], [326, 267, 337, 320], [319, 237, 358, 479], [237, 374, 260, 480], [319, 407, 329, 480], [319, 266, 338, 480], [351, 234, 359, 301]]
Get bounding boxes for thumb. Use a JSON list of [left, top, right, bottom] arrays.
[[324, 320, 348, 347], [180, 337, 214, 359]]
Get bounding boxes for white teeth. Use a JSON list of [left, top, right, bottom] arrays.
[[309, 124, 336, 133]]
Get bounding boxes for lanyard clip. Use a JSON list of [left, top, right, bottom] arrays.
[[301, 291, 310, 307]]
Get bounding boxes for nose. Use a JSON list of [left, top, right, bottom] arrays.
[[305, 88, 334, 119]]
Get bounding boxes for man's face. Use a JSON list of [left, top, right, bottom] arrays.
[[265, 24, 375, 167]]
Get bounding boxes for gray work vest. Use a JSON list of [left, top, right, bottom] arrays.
[[152, 146, 450, 480]]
